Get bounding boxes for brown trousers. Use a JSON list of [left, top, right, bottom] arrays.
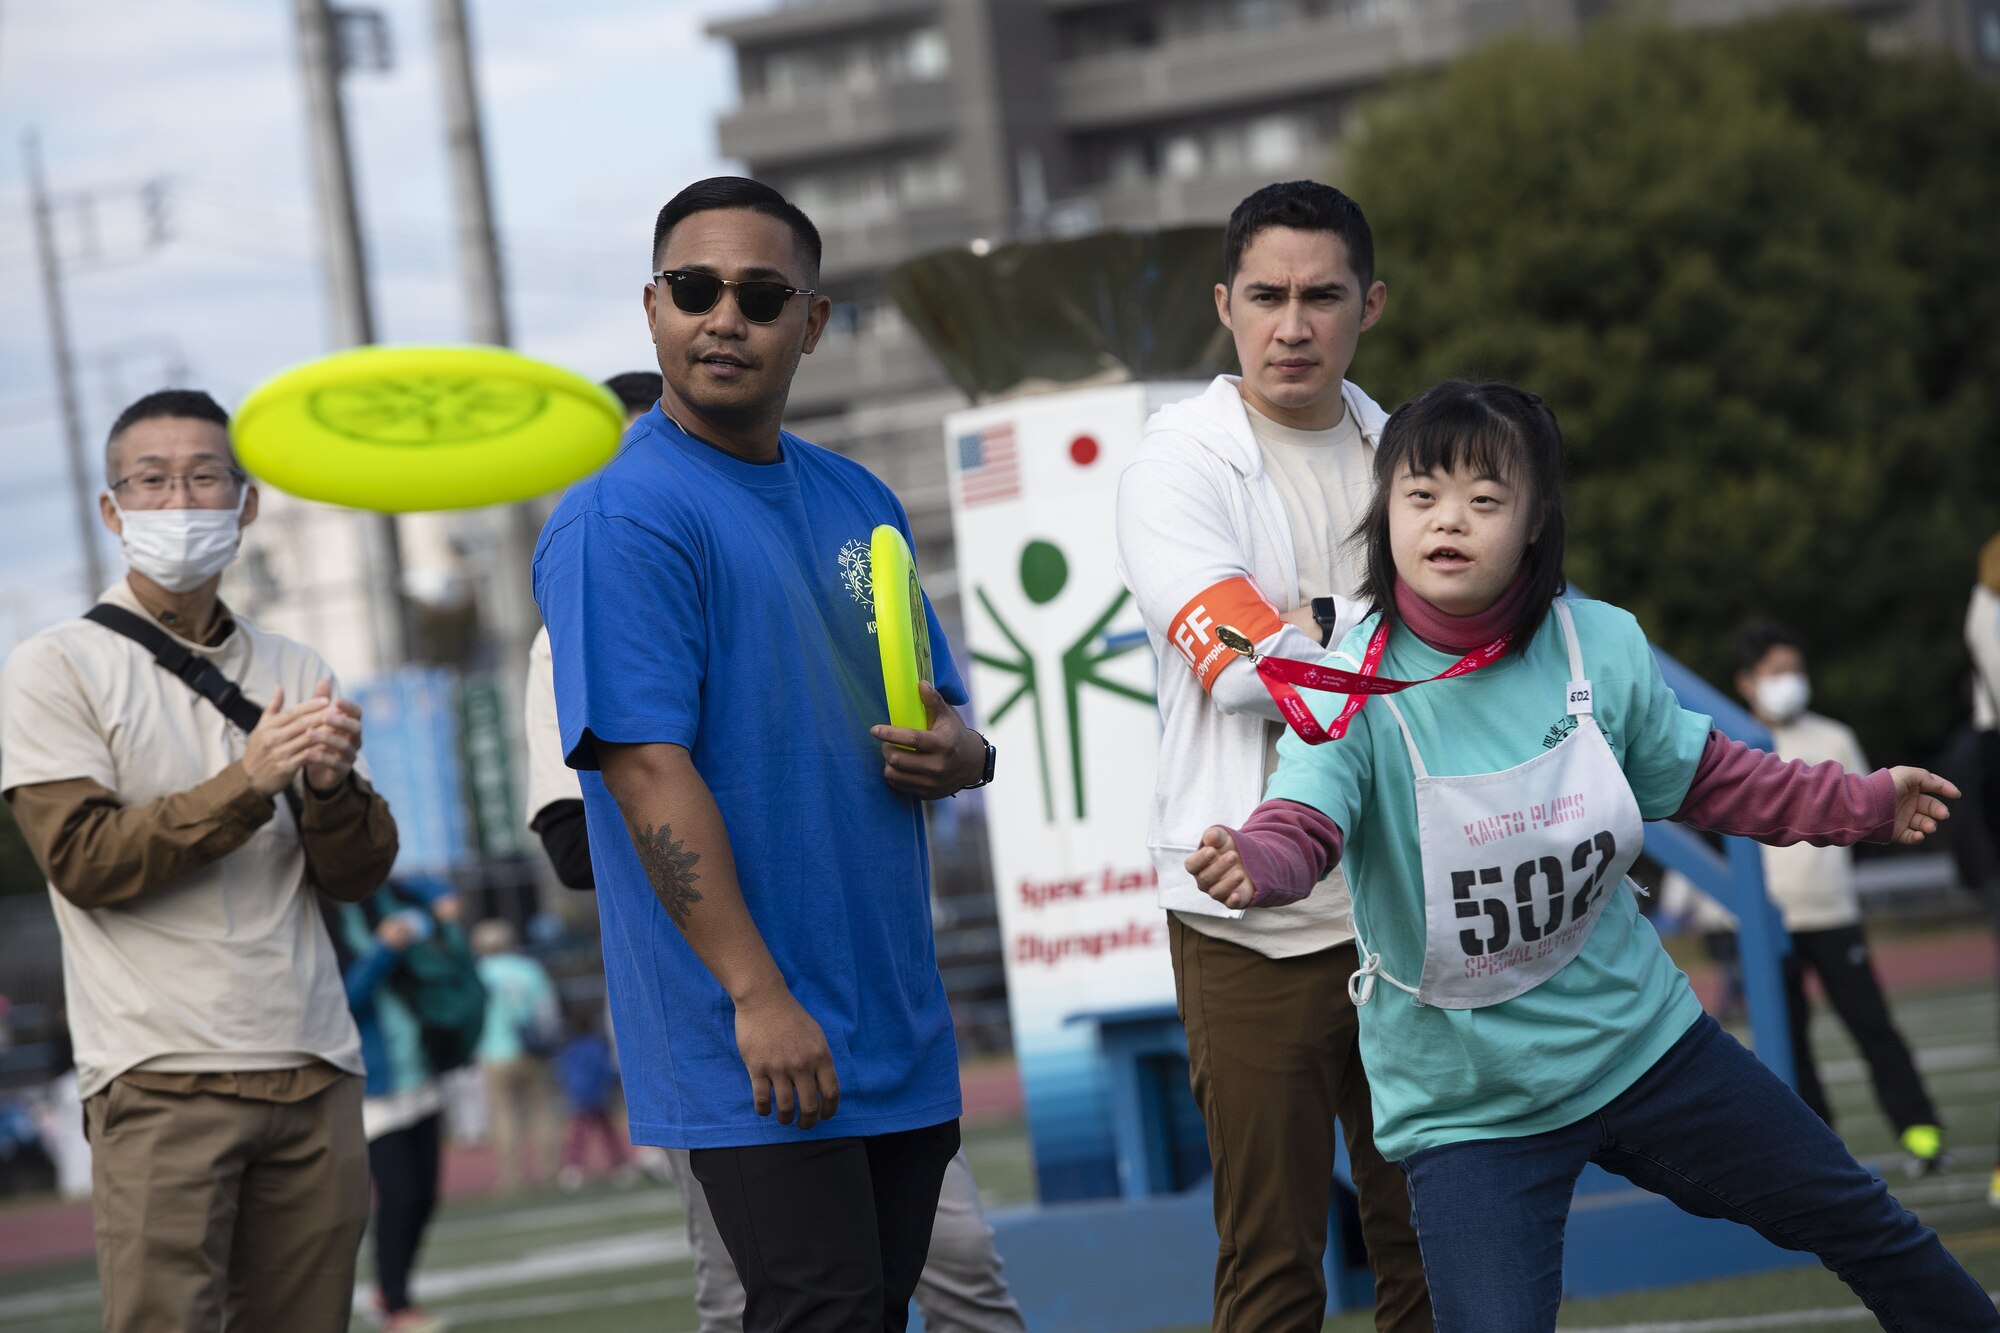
[[84, 1074, 369, 1333], [1171, 920, 1433, 1333], [482, 1057, 561, 1193]]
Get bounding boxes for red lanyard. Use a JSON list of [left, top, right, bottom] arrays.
[[1221, 621, 1510, 745]]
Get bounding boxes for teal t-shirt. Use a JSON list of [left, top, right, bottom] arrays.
[[475, 952, 558, 1065], [1265, 597, 1711, 1161]]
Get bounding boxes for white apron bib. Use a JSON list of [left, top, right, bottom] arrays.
[[1349, 601, 1645, 1009]]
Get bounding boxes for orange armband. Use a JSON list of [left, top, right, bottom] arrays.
[[1168, 578, 1284, 692]]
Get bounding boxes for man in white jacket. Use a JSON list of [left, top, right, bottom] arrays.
[[1114, 182, 1430, 1332]]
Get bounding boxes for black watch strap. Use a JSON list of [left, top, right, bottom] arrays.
[[1311, 596, 1340, 647], [964, 732, 997, 790]]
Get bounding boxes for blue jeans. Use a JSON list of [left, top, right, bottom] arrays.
[[1400, 1014, 1996, 1332]]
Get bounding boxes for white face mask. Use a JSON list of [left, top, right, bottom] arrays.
[[112, 491, 247, 593], [1755, 671, 1811, 725]]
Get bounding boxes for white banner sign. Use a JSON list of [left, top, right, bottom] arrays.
[[946, 382, 1202, 1200]]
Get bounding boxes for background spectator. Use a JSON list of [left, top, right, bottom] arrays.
[[470, 917, 561, 1194], [337, 876, 479, 1333], [1735, 619, 1944, 1175], [555, 1003, 633, 1191]]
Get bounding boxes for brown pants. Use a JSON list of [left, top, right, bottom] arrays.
[[84, 1074, 369, 1333], [482, 1057, 560, 1193], [1171, 920, 1432, 1333]]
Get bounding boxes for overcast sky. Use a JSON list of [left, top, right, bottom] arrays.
[[0, 0, 758, 647]]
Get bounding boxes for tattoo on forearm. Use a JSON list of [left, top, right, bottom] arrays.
[[631, 821, 703, 927]]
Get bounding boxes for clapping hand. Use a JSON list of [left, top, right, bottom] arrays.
[[302, 680, 362, 795]]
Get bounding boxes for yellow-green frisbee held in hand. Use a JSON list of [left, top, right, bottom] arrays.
[[870, 524, 934, 736], [233, 345, 624, 512]]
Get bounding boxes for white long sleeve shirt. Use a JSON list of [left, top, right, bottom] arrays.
[[1114, 375, 1388, 957]]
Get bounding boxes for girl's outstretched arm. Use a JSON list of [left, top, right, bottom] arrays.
[[1187, 800, 1345, 910], [1673, 731, 1957, 847]]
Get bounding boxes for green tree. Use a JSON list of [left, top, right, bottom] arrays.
[[1344, 14, 2000, 761]]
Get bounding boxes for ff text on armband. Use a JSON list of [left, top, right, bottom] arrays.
[[1168, 577, 1284, 693]]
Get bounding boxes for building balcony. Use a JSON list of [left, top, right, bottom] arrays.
[[1079, 166, 1333, 230], [809, 200, 980, 281], [718, 76, 957, 168], [787, 316, 954, 418], [708, 0, 939, 46], [1050, 0, 1520, 128]]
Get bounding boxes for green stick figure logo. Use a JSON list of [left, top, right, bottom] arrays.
[[975, 539, 1152, 822]]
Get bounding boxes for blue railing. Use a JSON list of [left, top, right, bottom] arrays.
[[1646, 649, 1792, 1086]]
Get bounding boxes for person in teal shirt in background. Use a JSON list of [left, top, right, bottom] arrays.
[[1186, 380, 1991, 1332], [338, 877, 470, 1333], [470, 918, 561, 1194]]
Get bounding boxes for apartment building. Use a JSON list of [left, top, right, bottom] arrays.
[[711, 0, 1993, 618]]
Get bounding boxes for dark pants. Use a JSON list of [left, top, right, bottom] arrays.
[[368, 1113, 443, 1314], [690, 1120, 960, 1333], [1401, 1014, 1995, 1333], [1784, 924, 1939, 1134], [1169, 919, 1432, 1333]]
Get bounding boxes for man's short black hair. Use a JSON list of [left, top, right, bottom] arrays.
[[602, 371, 663, 415], [651, 176, 822, 279], [1733, 619, 1806, 676], [104, 388, 232, 482], [1223, 180, 1374, 290]]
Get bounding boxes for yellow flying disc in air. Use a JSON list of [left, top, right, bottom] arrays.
[[233, 345, 624, 512], [871, 524, 934, 735]]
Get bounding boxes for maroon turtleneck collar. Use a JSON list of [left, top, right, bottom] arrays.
[[1393, 568, 1533, 653]]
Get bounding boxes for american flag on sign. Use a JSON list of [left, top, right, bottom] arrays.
[[956, 424, 1020, 507]]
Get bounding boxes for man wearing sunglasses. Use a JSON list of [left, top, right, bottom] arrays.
[[533, 178, 994, 1333]]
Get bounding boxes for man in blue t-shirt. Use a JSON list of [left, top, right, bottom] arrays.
[[533, 177, 997, 1333]]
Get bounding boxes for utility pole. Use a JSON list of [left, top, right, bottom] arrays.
[[435, 0, 538, 645], [434, 0, 509, 350], [435, 0, 536, 857], [293, 0, 409, 673], [24, 128, 107, 603]]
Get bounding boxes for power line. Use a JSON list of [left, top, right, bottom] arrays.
[[169, 175, 636, 260]]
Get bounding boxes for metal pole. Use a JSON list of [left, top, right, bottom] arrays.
[[434, 0, 509, 351], [24, 128, 107, 602], [294, 0, 408, 673], [434, 0, 538, 645], [435, 0, 536, 857], [296, 0, 373, 349]]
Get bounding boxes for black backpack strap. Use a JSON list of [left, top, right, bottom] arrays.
[[318, 891, 358, 971], [83, 604, 264, 734]]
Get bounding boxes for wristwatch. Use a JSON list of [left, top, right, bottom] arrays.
[[963, 731, 997, 790], [1311, 596, 1340, 647]]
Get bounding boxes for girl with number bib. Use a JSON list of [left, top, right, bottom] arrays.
[[1184, 380, 1994, 1332]]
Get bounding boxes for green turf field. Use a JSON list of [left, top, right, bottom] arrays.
[[0, 979, 1994, 1331]]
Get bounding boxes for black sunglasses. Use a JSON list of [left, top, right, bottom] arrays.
[[652, 270, 815, 325]]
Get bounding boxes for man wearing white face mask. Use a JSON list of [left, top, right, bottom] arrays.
[[1733, 619, 1943, 1177], [0, 389, 399, 1332]]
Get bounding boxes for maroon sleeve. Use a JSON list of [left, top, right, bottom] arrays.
[[1222, 798, 1346, 909], [1672, 731, 1896, 845]]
